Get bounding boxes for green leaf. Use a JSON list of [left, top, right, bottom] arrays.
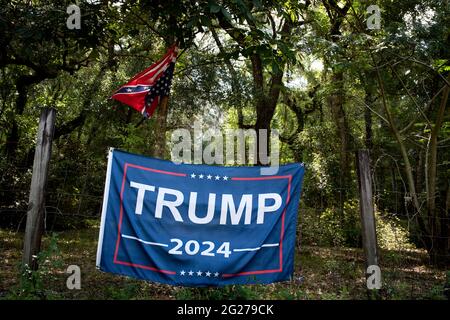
[[186, 15, 199, 29], [289, 10, 298, 23], [221, 7, 232, 22], [209, 1, 221, 13], [200, 15, 211, 27], [272, 61, 281, 74], [252, 0, 262, 9]]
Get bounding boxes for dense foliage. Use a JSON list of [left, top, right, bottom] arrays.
[[0, 0, 449, 267]]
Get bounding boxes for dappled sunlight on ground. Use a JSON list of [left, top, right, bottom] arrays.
[[0, 227, 447, 300]]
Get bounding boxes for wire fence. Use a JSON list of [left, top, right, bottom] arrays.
[[0, 155, 448, 301], [0, 163, 104, 231], [1, 159, 449, 267]]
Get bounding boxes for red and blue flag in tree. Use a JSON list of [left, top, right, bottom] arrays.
[[111, 45, 178, 118]]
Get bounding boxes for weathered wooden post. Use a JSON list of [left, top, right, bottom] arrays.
[[22, 107, 56, 270], [356, 150, 381, 295]]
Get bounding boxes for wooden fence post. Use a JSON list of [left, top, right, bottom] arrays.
[[22, 107, 56, 270], [356, 150, 381, 294]]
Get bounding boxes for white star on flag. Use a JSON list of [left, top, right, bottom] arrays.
[[205, 271, 211, 277], [180, 270, 186, 276], [196, 271, 202, 276], [190, 173, 196, 178], [188, 270, 194, 276], [223, 176, 228, 181], [199, 174, 204, 179], [214, 272, 219, 277], [207, 175, 212, 180], [110, 45, 177, 118], [215, 175, 220, 180]]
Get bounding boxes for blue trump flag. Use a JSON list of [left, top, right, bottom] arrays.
[[96, 149, 305, 286]]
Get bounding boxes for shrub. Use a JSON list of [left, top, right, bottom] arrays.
[[299, 200, 361, 247], [7, 233, 63, 299], [375, 210, 414, 251]]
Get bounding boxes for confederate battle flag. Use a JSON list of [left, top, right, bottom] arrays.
[[111, 45, 178, 118]]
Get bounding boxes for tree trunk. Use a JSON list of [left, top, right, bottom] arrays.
[[254, 71, 284, 165], [153, 95, 169, 158], [323, 0, 353, 197], [328, 71, 353, 194], [364, 90, 374, 150], [152, 32, 175, 159], [6, 75, 37, 159], [210, 27, 244, 128], [427, 77, 449, 264]]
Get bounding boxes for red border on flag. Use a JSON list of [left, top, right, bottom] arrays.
[[222, 175, 292, 277], [112, 163, 292, 278], [113, 163, 186, 275]]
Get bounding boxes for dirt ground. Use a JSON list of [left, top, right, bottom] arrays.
[[0, 227, 447, 300]]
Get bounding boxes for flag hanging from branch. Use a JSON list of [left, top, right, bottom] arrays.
[[111, 45, 178, 118]]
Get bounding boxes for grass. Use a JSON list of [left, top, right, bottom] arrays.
[[0, 225, 447, 300]]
